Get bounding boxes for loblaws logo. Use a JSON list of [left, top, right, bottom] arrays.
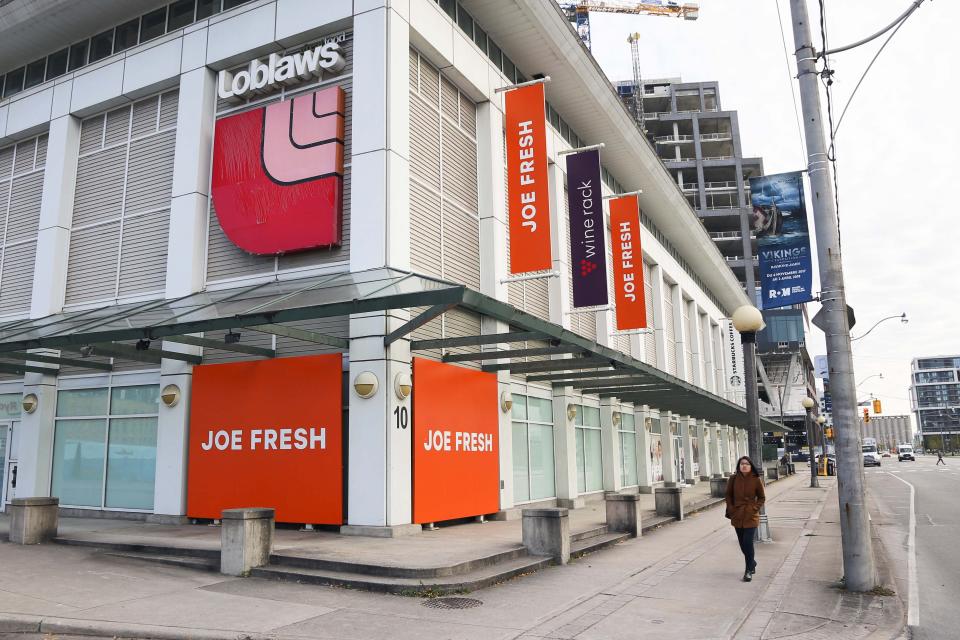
[[211, 85, 345, 255]]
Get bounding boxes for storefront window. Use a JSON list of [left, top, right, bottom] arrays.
[[575, 405, 603, 493], [0, 393, 21, 419], [52, 384, 159, 510], [618, 411, 637, 487], [512, 394, 555, 503]]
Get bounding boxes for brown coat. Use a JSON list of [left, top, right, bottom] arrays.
[[725, 472, 766, 528]]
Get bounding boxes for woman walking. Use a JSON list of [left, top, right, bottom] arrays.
[[725, 456, 766, 582]]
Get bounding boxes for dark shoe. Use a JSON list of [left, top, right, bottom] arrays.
[[743, 571, 752, 582], [750, 562, 757, 573]]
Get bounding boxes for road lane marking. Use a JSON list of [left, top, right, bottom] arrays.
[[886, 471, 918, 628]]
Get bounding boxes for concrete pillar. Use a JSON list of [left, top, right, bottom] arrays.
[[15, 372, 57, 498], [709, 422, 723, 478], [680, 416, 696, 485], [547, 162, 571, 330], [522, 508, 570, 564], [31, 114, 80, 318], [165, 66, 216, 299], [670, 284, 686, 381], [721, 426, 733, 477], [343, 5, 416, 535], [9, 497, 59, 544], [654, 486, 684, 520], [600, 398, 621, 492], [650, 265, 668, 371], [634, 405, 653, 493], [697, 418, 711, 480], [152, 342, 202, 521], [659, 411, 678, 486], [605, 493, 641, 536], [552, 390, 583, 509], [477, 97, 514, 513], [220, 507, 274, 577]]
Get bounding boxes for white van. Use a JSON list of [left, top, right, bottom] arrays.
[[897, 444, 915, 462]]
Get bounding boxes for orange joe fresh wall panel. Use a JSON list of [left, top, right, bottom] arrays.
[[412, 358, 499, 524], [186, 354, 343, 524]]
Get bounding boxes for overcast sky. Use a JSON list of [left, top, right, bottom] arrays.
[[588, 0, 959, 422]]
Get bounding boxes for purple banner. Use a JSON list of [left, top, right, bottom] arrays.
[[565, 150, 608, 308]]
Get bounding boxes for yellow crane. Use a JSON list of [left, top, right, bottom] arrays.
[[561, 1, 699, 50]]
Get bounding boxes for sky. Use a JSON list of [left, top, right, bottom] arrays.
[[586, 0, 960, 422]]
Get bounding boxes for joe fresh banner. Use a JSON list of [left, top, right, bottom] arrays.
[[749, 171, 814, 309]]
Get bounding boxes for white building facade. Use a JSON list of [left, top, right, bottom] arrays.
[[0, 0, 766, 531]]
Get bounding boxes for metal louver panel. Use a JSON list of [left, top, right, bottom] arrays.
[[104, 107, 131, 147], [0, 145, 14, 179], [159, 90, 179, 129], [79, 115, 105, 154], [126, 131, 175, 214], [441, 119, 477, 211], [35, 135, 48, 168], [72, 146, 126, 228], [643, 262, 656, 365], [13, 139, 35, 174], [118, 211, 170, 296], [0, 241, 37, 314], [5, 173, 43, 244], [411, 93, 441, 191], [206, 200, 275, 280], [664, 284, 677, 375], [442, 200, 480, 290], [410, 181, 441, 278], [131, 96, 159, 137], [65, 221, 121, 304]]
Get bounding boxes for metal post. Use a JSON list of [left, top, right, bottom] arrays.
[[805, 410, 819, 488], [741, 331, 771, 541], [789, 0, 875, 590]]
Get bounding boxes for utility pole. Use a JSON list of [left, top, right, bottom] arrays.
[[789, 0, 875, 590]]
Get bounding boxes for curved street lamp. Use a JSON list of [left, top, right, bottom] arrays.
[[856, 372, 884, 388], [850, 313, 907, 342]]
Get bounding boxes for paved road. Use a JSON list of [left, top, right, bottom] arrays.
[[866, 454, 960, 640]]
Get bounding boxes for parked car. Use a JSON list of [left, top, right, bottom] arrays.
[[882, 452, 892, 458]]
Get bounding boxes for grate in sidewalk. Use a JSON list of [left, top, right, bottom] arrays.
[[422, 597, 483, 609]]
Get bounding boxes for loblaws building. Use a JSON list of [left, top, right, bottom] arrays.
[[0, 0, 785, 532]]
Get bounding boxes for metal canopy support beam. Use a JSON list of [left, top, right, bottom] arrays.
[[482, 356, 612, 374], [570, 375, 658, 389], [0, 351, 113, 371], [164, 335, 276, 358], [0, 362, 59, 375], [411, 331, 544, 350], [441, 346, 580, 363], [73, 343, 202, 365], [384, 303, 456, 346], [586, 386, 675, 397], [247, 324, 347, 349], [525, 369, 630, 383]]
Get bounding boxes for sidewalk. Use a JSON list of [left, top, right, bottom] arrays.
[[0, 469, 905, 640]]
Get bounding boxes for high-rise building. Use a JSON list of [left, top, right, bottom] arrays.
[[910, 355, 960, 451], [615, 77, 816, 448]]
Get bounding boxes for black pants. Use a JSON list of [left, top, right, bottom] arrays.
[[937, 458, 945, 465], [735, 527, 757, 572]]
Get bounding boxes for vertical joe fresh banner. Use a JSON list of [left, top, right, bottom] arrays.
[[565, 150, 608, 307], [748, 171, 814, 309], [609, 194, 646, 330], [505, 83, 552, 274]]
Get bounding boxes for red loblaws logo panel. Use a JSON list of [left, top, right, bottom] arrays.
[[211, 86, 345, 255]]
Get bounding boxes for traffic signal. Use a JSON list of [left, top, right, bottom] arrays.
[[873, 399, 882, 414], [863, 407, 870, 423]]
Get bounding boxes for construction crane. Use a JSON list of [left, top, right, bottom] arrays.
[[561, 1, 699, 51], [628, 32, 644, 132]]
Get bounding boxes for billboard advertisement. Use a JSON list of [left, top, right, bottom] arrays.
[[211, 86, 345, 255], [565, 150, 608, 307], [505, 82, 552, 274], [412, 359, 499, 524], [749, 171, 814, 309], [609, 194, 646, 330], [186, 354, 343, 524]]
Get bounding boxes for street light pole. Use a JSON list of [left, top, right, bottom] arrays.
[[733, 305, 771, 542], [802, 396, 819, 488], [789, 0, 876, 591]]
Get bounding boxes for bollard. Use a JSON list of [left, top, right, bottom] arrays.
[[710, 476, 728, 499], [9, 497, 59, 544], [604, 493, 642, 537], [220, 508, 274, 576], [521, 508, 570, 565], [654, 486, 684, 520]]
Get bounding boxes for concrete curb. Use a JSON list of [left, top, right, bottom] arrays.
[[867, 517, 909, 640], [0, 613, 258, 640]]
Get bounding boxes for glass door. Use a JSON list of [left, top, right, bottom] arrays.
[[1, 421, 16, 510]]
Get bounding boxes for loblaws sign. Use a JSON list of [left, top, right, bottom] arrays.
[[211, 39, 348, 255], [217, 42, 345, 102]]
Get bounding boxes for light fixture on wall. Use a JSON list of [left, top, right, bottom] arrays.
[[500, 391, 513, 413], [612, 412, 621, 427], [566, 404, 577, 421], [394, 372, 412, 400], [22, 393, 38, 414], [354, 371, 379, 398], [160, 384, 181, 407]]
